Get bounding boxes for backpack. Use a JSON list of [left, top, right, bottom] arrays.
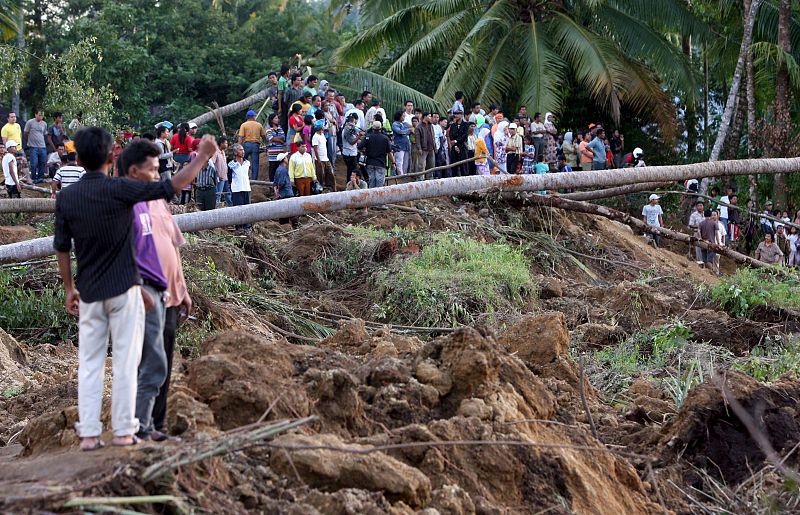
[[196, 161, 218, 189]]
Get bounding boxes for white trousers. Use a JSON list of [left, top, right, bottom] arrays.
[[76, 285, 145, 437], [395, 150, 408, 175]]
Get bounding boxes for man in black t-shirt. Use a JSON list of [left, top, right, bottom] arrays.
[[54, 127, 217, 450]]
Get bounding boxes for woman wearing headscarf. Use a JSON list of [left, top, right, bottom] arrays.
[[493, 120, 509, 174], [475, 127, 491, 175], [543, 112, 558, 167], [561, 131, 578, 168]]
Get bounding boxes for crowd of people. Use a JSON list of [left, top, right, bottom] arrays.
[[639, 183, 800, 274]]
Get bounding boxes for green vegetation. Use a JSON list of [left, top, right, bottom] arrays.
[[734, 336, 800, 383], [372, 233, 536, 327], [175, 315, 214, 360], [183, 257, 251, 298], [0, 268, 74, 344], [1, 385, 24, 399], [710, 268, 800, 317], [593, 320, 692, 394]]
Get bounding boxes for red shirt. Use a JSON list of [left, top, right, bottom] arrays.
[[170, 133, 193, 155]]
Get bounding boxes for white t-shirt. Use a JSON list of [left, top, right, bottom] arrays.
[[312, 133, 329, 162], [719, 195, 729, 219], [642, 204, 663, 227], [402, 112, 414, 125], [432, 124, 443, 150], [228, 159, 251, 193], [716, 221, 727, 245], [345, 108, 365, 131], [3, 153, 17, 185]]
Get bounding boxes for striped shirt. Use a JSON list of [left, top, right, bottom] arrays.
[[266, 126, 285, 161], [53, 172, 175, 303], [53, 165, 85, 188]]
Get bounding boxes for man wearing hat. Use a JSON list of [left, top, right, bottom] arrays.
[[237, 110, 267, 181], [642, 193, 664, 247], [312, 120, 335, 191], [505, 122, 523, 174], [2, 139, 20, 198]]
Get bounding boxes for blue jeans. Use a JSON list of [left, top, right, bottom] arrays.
[[135, 285, 167, 438], [29, 146, 47, 182], [326, 134, 337, 168], [243, 142, 261, 181], [216, 179, 232, 205]]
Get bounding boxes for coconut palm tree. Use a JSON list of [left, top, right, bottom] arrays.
[[331, 0, 709, 135]]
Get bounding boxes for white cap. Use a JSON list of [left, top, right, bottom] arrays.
[[649, 194, 660, 201], [372, 120, 382, 129], [508, 123, 518, 129], [5, 139, 17, 148], [276, 152, 288, 162], [188, 122, 198, 129], [633, 147, 643, 158]]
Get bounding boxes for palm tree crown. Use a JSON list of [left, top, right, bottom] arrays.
[[335, 0, 708, 133]]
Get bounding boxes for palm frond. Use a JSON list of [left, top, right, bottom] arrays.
[[754, 0, 800, 62], [334, 66, 445, 112], [549, 12, 624, 119], [334, 4, 432, 66], [752, 41, 800, 91], [617, 57, 678, 140], [607, 0, 710, 41], [519, 18, 564, 114], [594, 6, 697, 99], [385, 9, 476, 81], [472, 31, 519, 107]]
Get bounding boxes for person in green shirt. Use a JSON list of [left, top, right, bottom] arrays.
[[303, 75, 318, 96]]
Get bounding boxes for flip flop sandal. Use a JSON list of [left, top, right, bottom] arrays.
[[111, 435, 141, 447], [81, 439, 105, 452]]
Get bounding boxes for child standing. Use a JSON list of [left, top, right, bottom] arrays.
[[522, 135, 536, 174], [535, 154, 549, 194]]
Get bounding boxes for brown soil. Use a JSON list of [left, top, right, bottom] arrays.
[[2, 197, 798, 514]]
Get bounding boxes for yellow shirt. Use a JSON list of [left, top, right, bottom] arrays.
[[474, 138, 489, 164], [65, 140, 76, 153], [291, 101, 311, 116], [238, 120, 266, 143], [289, 152, 316, 181], [1, 123, 21, 145]]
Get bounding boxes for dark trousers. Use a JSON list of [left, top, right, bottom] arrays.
[[152, 306, 179, 432], [243, 142, 261, 180], [232, 191, 251, 229], [449, 146, 467, 176], [6, 184, 20, 198], [196, 187, 216, 211], [507, 153, 519, 174], [269, 160, 280, 182], [179, 189, 192, 205]]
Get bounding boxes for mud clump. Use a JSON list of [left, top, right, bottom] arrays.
[[660, 370, 800, 485], [270, 433, 432, 508]]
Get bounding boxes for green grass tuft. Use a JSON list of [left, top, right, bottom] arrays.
[[710, 268, 800, 317], [371, 233, 536, 327]]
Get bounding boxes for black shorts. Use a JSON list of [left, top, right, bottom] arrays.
[[6, 184, 20, 198]]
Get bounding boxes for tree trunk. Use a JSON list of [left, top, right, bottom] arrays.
[[704, 42, 710, 154], [2, 158, 800, 263], [11, 10, 24, 115], [707, 0, 762, 165], [187, 87, 274, 128], [722, 96, 745, 161], [771, 0, 792, 210], [683, 35, 698, 157], [562, 182, 669, 201], [528, 196, 775, 269], [745, 1, 759, 204], [0, 198, 55, 213]]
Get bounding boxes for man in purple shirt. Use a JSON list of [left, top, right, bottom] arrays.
[[123, 144, 171, 442]]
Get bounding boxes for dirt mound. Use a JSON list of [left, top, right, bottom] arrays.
[[184, 238, 252, 283], [587, 281, 681, 332], [660, 370, 800, 485], [0, 225, 36, 245], [0, 328, 27, 388], [683, 308, 766, 355]]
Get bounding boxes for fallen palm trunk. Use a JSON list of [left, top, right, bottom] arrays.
[[1, 157, 799, 263], [0, 198, 55, 213], [529, 195, 774, 269], [186, 86, 275, 128], [562, 182, 670, 201], [655, 190, 800, 232], [21, 183, 49, 195]]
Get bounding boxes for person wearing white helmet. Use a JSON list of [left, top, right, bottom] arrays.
[[624, 147, 645, 167], [2, 139, 20, 198], [642, 193, 664, 247]]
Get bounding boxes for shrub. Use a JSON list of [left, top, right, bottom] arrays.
[[371, 233, 536, 327], [0, 268, 75, 344], [734, 336, 800, 383], [710, 268, 800, 317]]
